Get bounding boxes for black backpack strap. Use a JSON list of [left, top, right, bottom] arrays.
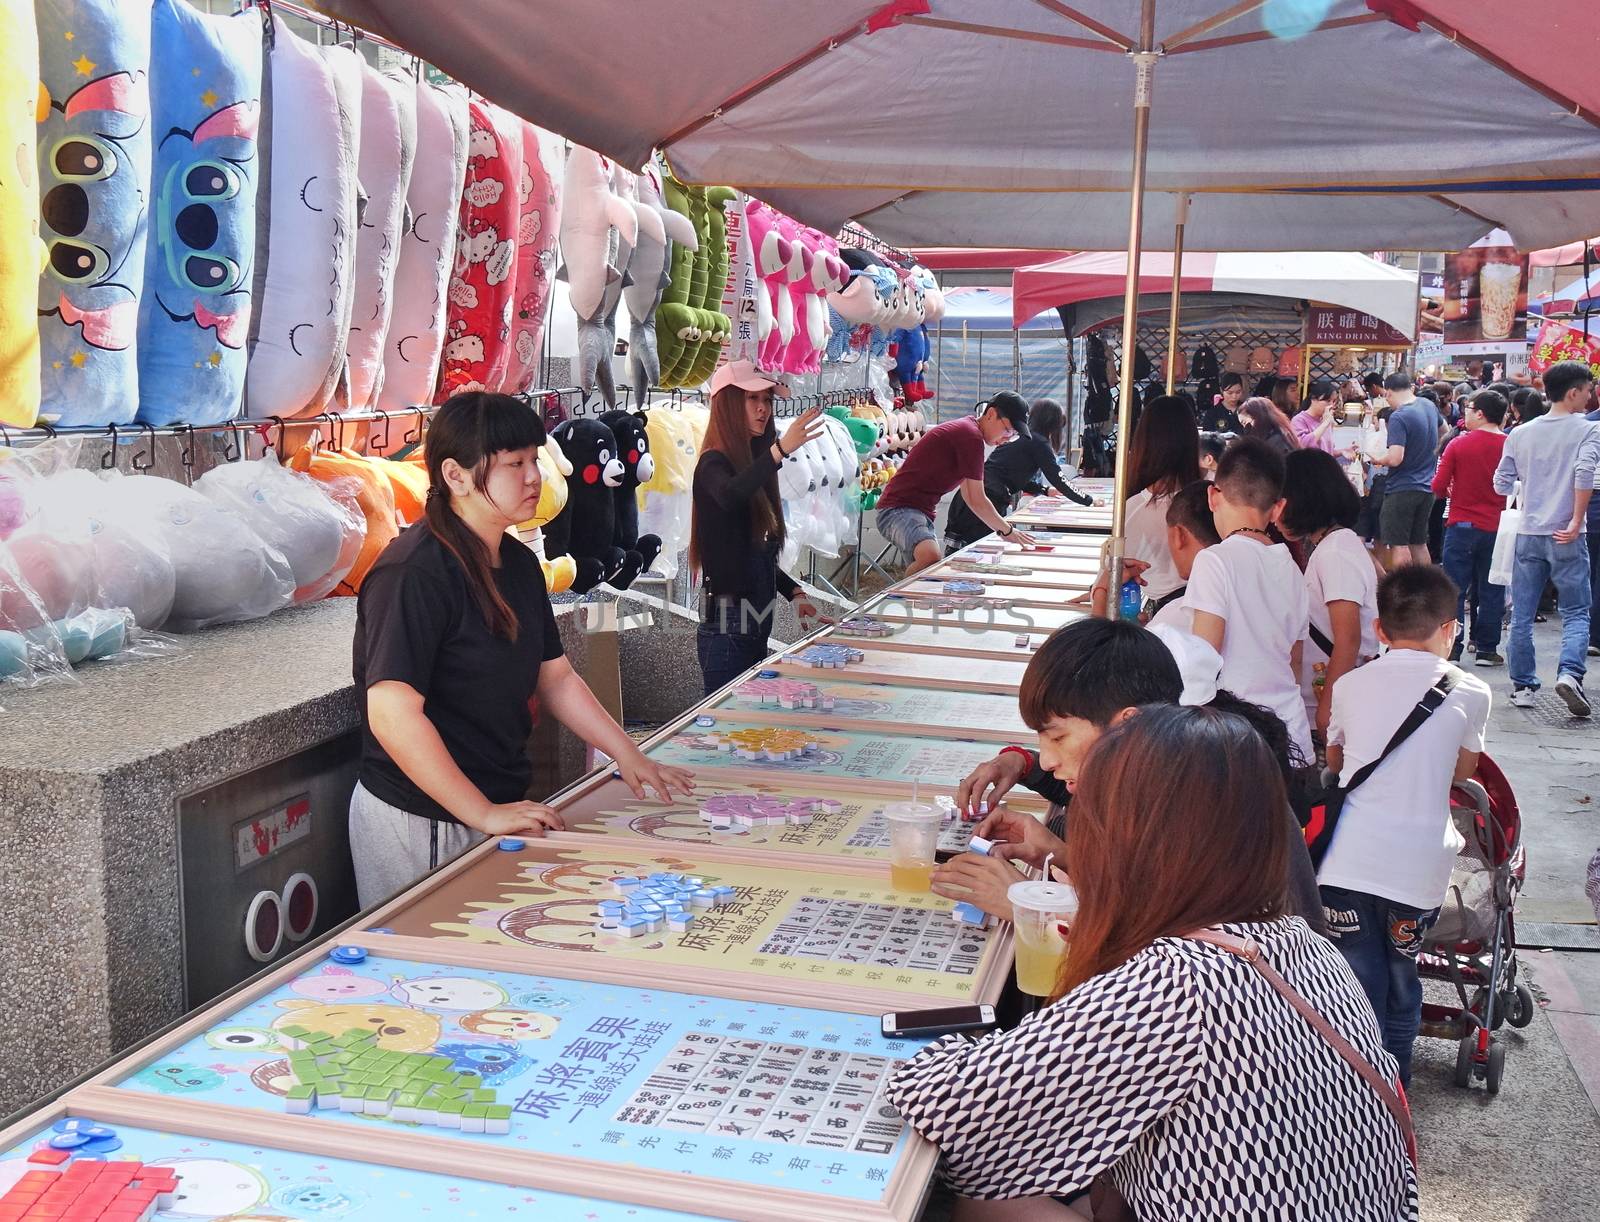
[[1308, 622, 1335, 656], [1341, 667, 1462, 797]]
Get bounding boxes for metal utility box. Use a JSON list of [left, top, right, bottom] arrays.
[[176, 733, 361, 1009]]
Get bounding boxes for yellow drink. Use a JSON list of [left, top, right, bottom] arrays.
[[1013, 934, 1066, 996], [890, 861, 934, 892]]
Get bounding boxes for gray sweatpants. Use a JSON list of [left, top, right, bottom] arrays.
[[349, 781, 485, 910]]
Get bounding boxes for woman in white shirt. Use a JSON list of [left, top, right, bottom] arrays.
[[1123, 394, 1201, 605], [887, 704, 1416, 1220], [1279, 449, 1380, 740]]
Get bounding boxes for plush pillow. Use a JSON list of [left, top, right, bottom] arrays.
[[243, 16, 356, 420], [287, 443, 398, 595], [559, 146, 636, 325], [313, 43, 363, 413], [343, 65, 415, 409], [437, 100, 520, 398], [379, 81, 465, 412], [0, 0, 42, 427], [506, 121, 561, 393], [35, 0, 149, 426], [135, 0, 261, 426]]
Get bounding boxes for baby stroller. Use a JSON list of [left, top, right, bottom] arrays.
[[1417, 753, 1533, 1095]]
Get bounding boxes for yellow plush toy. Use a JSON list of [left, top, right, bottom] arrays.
[[0, 1, 42, 426], [635, 400, 706, 579], [516, 434, 576, 594]]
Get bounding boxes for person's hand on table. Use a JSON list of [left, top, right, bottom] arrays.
[[791, 592, 834, 629], [954, 751, 1031, 816], [973, 807, 1068, 873], [931, 853, 1023, 921], [476, 800, 565, 837], [1004, 526, 1037, 547], [617, 749, 695, 802]]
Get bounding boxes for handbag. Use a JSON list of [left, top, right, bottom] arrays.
[[1088, 927, 1417, 1221], [1488, 481, 1521, 587], [1300, 668, 1462, 866]]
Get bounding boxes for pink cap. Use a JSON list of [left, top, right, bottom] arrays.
[[709, 359, 789, 397]]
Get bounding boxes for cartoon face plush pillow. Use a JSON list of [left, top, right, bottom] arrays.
[[35, 0, 150, 426], [437, 100, 520, 399], [342, 65, 416, 410], [0, 0, 42, 428], [506, 121, 561, 392], [379, 81, 466, 413], [243, 16, 356, 421], [135, 0, 261, 426]]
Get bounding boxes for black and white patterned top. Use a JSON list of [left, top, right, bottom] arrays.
[[886, 917, 1418, 1220]]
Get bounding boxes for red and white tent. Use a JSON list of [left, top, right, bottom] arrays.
[[1010, 250, 1419, 336]]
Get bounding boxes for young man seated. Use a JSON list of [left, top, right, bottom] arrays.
[[937, 617, 1324, 932], [874, 393, 1036, 575]]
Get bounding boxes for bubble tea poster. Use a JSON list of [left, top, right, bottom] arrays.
[[1444, 231, 1530, 345]]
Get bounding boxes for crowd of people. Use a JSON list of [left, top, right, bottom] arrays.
[[867, 362, 1600, 1218]]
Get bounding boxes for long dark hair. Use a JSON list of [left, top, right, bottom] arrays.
[[1238, 396, 1299, 448], [1126, 394, 1200, 500], [1028, 398, 1066, 452], [1056, 703, 1289, 999], [424, 392, 546, 641], [689, 385, 784, 574]]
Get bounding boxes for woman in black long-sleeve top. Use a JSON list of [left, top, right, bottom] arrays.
[[946, 395, 1096, 547], [689, 360, 828, 695]]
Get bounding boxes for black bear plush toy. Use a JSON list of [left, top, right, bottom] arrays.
[[598, 409, 662, 577]]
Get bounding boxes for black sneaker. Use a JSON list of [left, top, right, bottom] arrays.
[[1557, 674, 1592, 718], [1474, 651, 1504, 667]]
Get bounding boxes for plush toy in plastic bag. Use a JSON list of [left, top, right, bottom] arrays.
[[820, 415, 862, 547], [136, 0, 262, 426], [775, 440, 818, 573], [36, 0, 150, 426], [197, 455, 367, 603], [116, 475, 294, 631], [635, 401, 702, 580], [51, 468, 175, 631], [288, 443, 400, 595], [0, 546, 71, 684], [515, 435, 576, 594]]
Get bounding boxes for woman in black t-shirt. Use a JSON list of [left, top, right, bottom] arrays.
[[689, 361, 829, 695], [945, 396, 1096, 547], [351, 393, 693, 906]]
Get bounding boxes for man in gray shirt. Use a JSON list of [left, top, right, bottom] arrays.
[[1493, 360, 1600, 716]]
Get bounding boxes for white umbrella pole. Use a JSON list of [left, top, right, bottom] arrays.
[[1166, 194, 1189, 395], [1105, 0, 1158, 618]]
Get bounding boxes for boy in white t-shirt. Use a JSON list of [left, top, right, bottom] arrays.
[[1319, 564, 1491, 1086], [1089, 479, 1219, 631], [1187, 439, 1314, 761]]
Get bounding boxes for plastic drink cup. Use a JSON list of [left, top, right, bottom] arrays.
[[1009, 878, 1079, 997], [883, 801, 942, 891], [1479, 262, 1521, 340]]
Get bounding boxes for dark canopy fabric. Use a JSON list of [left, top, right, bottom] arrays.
[[310, 0, 1600, 248]]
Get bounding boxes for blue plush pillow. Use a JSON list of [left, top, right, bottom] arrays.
[[135, 0, 261, 426], [36, 0, 151, 426]]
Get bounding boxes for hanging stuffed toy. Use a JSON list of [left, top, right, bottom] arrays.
[[598, 409, 661, 576], [136, 0, 261, 426], [380, 81, 466, 412], [543, 417, 627, 594], [624, 165, 692, 406], [506, 122, 562, 392], [515, 434, 576, 594], [35, 0, 149, 426], [559, 145, 636, 408], [243, 17, 357, 420], [342, 64, 417, 410], [0, 0, 41, 427], [682, 187, 735, 386], [636, 399, 703, 580], [437, 100, 520, 398]]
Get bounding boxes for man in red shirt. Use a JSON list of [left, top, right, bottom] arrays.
[[876, 394, 1036, 573], [1433, 388, 1508, 665]]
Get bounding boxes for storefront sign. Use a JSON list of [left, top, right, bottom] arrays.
[[1529, 318, 1600, 377], [1444, 243, 1529, 344], [1305, 306, 1411, 347]]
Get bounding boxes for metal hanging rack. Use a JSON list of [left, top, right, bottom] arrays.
[[837, 223, 916, 269]]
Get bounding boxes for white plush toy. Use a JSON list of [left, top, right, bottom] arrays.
[[48, 469, 176, 631], [776, 439, 819, 571], [118, 476, 296, 631]]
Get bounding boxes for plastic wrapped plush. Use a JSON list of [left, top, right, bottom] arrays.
[[54, 468, 177, 631], [0, 547, 73, 685], [196, 455, 366, 602], [117, 475, 295, 631]]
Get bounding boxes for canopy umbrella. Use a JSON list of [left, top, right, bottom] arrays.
[[1011, 250, 1418, 335], [309, 0, 1600, 607], [943, 286, 1072, 332], [1531, 265, 1600, 318]]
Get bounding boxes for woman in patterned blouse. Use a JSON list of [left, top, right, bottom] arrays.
[[886, 704, 1417, 1221]]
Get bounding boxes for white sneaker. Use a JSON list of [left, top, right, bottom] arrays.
[[1557, 674, 1592, 718], [1510, 686, 1537, 708]]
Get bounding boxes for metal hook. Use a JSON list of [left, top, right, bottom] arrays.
[[101, 423, 119, 470], [221, 423, 242, 463], [371, 408, 391, 453], [179, 424, 197, 472], [266, 416, 287, 461], [403, 407, 422, 446], [132, 422, 157, 471]]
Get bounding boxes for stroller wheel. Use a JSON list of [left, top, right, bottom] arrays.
[[1486, 1042, 1506, 1095], [1506, 985, 1536, 1029], [1454, 1036, 1476, 1088], [1469, 987, 1504, 1031]]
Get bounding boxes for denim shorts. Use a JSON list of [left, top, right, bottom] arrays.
[[876, 504, 937, 560]]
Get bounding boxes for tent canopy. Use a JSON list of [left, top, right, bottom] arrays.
[[940, 286, 1065, 332], [1532, 265, 1600, 317], [316, 0, 1600, 251], [1011, 250, 1419, 336]]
